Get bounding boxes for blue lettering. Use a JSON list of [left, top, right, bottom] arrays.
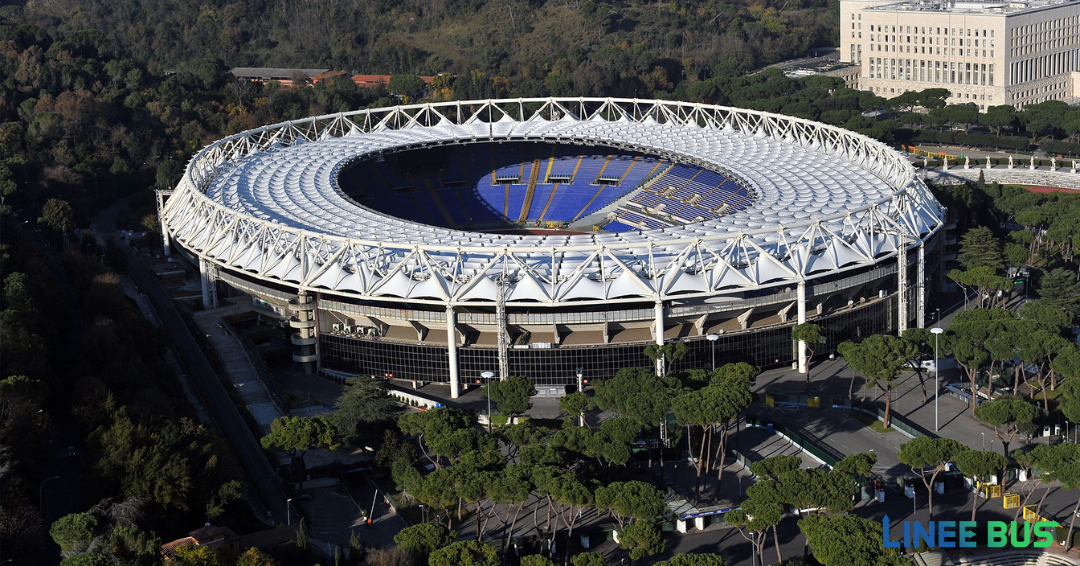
[[937, 521, 956, 548], [913, 521, 935, 548], [882, 515, 901, 548], [904, 521, 911, 549], [959, 521, 977, 547]]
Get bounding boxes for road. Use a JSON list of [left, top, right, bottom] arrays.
[[17, 211, 91, 566], [92, 199, 291, 526]]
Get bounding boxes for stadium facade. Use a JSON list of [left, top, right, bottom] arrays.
[[158, 98, 946, 397]]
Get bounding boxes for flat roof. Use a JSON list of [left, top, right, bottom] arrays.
[[864, 0, 1079, 15], [230, 68, 330, 79]]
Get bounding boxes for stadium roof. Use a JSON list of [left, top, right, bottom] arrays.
[[162, 98, 944, 306]]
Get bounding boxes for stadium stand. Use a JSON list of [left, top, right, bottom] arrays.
[[336, 141, 743, 231]]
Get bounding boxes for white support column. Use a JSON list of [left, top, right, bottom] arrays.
[[797, 281, 807, 374], [917, 242, 926, 329], [654, 300, 665, 376], [156, 189, 172, 256], [447, 305, 460, 399], [897, 242, 908, 335], [161, 216, 171, 256], [200, 259, 211, 309]]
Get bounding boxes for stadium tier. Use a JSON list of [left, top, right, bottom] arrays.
[[163, 98, 946, 391], [337, 143, 667, 227]]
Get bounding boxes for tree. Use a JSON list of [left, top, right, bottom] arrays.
[[954, 450, 1007, 521], [897, 437, 967, 519], [1038, 267, 1080, 319], [900, 328, 937, 403], [559, 391, 591, 427], [983, 105, 1018, 137], [594, 481, 665, 529], [388, 75, 428, 98], [655, 554, 727, 566], [798, 514, 906, 566], [366, 547, 417, 566], [330, 377, 402, 445], [398, 408, 480, 469], [260, 416, 337, 490], [672, 363, 756, 498], [726, 480, 784, 566], [749, 455, 801, 480], [835, 452, 878, 481], [974, 395, 1037, 456], [428, 541, 499, 566], [617, 520, 666, 560], [50, 513, 98, 554], [945, 308, 1017, 416], [791, 323, 824, 391], [394, 523, 456, 562], [521, 556, 557, 566], [39, 198, 74, 235], [172, 545, 226, 566], [571, 553, 607, 566], [237, 547, 280, 566], [644, 342, 688, 376], [839, 335, 917, 427], [485, 375, 536, 420], [959, 226, 1005, 271]]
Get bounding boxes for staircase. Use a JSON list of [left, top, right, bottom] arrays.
[[517, 147, 544, 223]]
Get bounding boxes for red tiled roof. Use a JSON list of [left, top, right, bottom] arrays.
[[161, 537, 196, 558]]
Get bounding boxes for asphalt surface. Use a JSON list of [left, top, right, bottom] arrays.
[[92, 200, 291, 526], [17, 212, 90, 566]]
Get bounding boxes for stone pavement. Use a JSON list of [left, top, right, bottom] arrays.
[[192, 299, 282, 437]]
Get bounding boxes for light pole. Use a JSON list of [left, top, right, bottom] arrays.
[[287, 498, 292, 525], [931, 327, 943, 432], [40, 476, 60, 522], [981, 432, 985, 450], [419, 504, 426, 523], [706, 334, 719, 371], [481, 371, 495, 432], [575, 368, 585, 427]]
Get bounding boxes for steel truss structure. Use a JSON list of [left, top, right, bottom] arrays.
[[161, 98, 945, 309]]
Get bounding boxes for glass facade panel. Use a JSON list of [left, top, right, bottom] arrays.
[[320, 296, 899, 385]]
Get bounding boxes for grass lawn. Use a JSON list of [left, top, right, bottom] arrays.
[[852, 411, 896, 434]]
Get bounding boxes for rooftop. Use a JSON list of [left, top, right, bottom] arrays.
[[864, 0, 1078, 15]]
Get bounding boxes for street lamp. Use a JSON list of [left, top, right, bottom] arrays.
[[981, 432, 985, 450], [575, 368, 585, 427], [419, 504, 426, 523], [481, 371, 495, 432], [706, 334, 719, 371], [40, 476, 60, 522], [287, 498, 292, 525], [931, 327, 944, 432]]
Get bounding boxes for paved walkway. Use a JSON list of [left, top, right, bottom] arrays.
[[192, 299, 282, 436]]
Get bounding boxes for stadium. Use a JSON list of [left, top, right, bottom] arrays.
[[158, 97, 946, 397]]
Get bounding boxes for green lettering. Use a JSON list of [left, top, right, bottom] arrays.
[[987, 521, 1008, 547]]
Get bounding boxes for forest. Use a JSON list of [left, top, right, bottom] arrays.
[[4, 0, 1080, 563], [3, 0, 839, 85]]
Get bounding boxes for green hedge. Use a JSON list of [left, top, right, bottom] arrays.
[[1039, 139, 1080, 157], [911, 130, 1031, 151]]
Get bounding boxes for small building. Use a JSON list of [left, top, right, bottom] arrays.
[[161, 524, 239, 560], [312, 70, 348, 84], [230, 68, 331, 87], [161, 523, 300, 561], [351, 74, 436, 89]]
